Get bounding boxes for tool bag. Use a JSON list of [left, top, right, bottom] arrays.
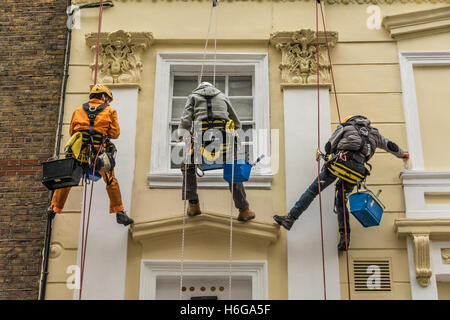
[[41, 157, 84, 190]]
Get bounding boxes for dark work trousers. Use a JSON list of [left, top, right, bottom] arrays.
[[289, 167, 356, 234], [181, 163, 249, 210]]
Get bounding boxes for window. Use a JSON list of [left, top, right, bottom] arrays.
[[169, 73, 255, 169], [149, 53, 273, 188]]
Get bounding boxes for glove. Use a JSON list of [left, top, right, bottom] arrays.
[[403, 152, 409, 159]]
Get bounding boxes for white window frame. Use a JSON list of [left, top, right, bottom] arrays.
[[399, 51, 450, 300], [149, 53, 273, 189], [398, 50, 450, 171], [139, 260, 268, 300]]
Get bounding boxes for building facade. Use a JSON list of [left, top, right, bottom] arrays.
[[44, 0, 450, 300], [0, 1, 67, 300]]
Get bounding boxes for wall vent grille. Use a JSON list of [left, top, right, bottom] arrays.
[[353, 260, 392, 292]]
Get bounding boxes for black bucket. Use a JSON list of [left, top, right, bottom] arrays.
[[41, 158, 83, 190]]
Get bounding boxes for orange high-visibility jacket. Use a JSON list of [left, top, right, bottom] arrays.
[[69, 98, 120, 139]]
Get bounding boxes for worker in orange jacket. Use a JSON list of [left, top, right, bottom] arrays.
[[48, 85, 133, 226]]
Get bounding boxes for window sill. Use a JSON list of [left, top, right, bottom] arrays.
[[147, 171, 273, 189]]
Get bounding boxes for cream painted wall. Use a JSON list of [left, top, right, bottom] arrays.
[[47, 1, 450, 300], [413, 66, 450, 171]]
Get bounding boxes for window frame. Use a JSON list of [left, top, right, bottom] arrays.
[[149, 52, 273, 189]]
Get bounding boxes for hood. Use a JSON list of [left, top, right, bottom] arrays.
[[192, 83, 221, 97], [349, 115, 371, 127]]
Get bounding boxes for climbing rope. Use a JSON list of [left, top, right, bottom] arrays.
[[314, 0, 327, 300], [315, 0, 352, 300], [228, 131, 235, 300], [78, 0, 105, 300]]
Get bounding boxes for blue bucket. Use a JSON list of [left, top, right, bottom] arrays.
[[349, 190, 385, 227], [223, 159, 252, 184], [86, 167, 102, 182]]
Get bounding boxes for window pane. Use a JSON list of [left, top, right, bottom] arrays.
[[229, 76, 252, 96], [239, 124, 254, 143], [236, 143, 254, 163], [170, 145, 183, 169], [170, 124, 180, 142], [201, 75, 225, 92], [173, 76, 198, 97], [229, 98, 253, 121], [171, 98, 186, 120]]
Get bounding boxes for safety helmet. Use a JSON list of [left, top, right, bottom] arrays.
[[342, 115, 355, 124], [89, 84, 113, 102]]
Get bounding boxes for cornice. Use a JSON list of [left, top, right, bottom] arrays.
[[395, 218, 450, 287], [73, 0, 450, 5], [130, 212, 280, 244], [383, 6, 450, 40]]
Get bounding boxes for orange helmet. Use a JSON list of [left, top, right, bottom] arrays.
[[89, 84, 113, 102]]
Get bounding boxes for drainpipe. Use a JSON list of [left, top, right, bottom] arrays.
[[38, 0, 114, 300]]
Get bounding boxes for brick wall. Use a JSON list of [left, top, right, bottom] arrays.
[[0, 1, 67, 299]]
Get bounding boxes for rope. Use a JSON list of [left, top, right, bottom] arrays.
[[213, 2, 219, 86], [315, 0, 327, 301], [78, 0, 104, 300], [228, 133, 235, 300], [78, 141, 105, 300], [199, 2, 215, 84], [179, 144, 189, 300], [317, 0, 352, 300], [93, 0, 104, 85]]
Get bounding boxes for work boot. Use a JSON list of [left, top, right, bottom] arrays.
[[273, 214, 296, 231], [187, 202, 201, 217], [116, 211, 134, 226], [338, 231, 350, 251], [238, 208, 255, 222]]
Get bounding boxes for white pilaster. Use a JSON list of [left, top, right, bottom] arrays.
[[74, 87, 138, 300], [283, 87, 340, 300]]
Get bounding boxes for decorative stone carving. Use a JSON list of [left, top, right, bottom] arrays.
[[270, 29, 338, 85], [412, 233, 432, 287], [50, 242, 63, 259], [442, 248, 450, 264], [85, 30, 153, 85]]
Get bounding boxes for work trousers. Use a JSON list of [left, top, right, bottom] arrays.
[[289, 168, 355, 234], [181, 163, 249, 210], [50, 169, 124, 214]]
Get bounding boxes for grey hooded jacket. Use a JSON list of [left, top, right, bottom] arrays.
[[326, 116, 405, 161], [178, 83, 241, 131]]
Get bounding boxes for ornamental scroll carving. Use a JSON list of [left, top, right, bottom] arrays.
[[412, 233, 432, 287], [85, 30, 153, 85], [270, 29, 338, 85]]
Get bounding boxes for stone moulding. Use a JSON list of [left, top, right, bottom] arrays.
[[269, 29, 338, 86], [72, 0, 450, 4], [130, 212, 280, 245], [85, 30, 153, 85], [395, 218, 450, 287], [383, 6, 450, 40]]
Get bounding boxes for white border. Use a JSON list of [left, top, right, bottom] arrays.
[[149, 53, 273, 189], [139, 260, 268, 300], [398, 50, 450, 170]]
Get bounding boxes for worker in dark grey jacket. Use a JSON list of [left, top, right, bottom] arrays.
[[178, 82, 255, 222], [273, 115, 409, 251]]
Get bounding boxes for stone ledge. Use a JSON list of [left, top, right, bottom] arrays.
[[130, 212, 280, 244]]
